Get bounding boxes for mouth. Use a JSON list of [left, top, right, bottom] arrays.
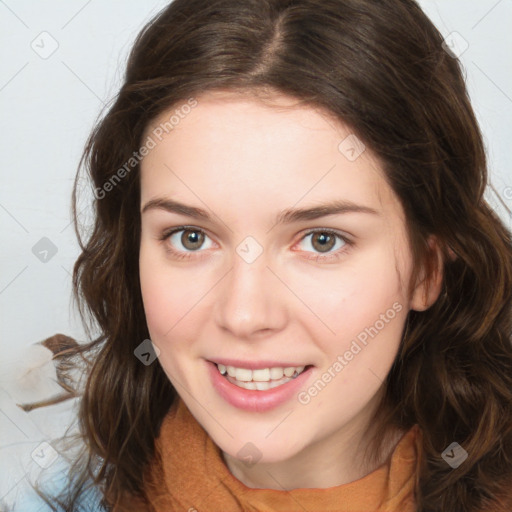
[[211, 361, 314, 391], [207, 359, 315, 412]]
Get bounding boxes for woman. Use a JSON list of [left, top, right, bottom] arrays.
[[35, 0, 512, 510]]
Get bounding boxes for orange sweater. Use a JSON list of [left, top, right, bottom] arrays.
[[124, 397, 422, 512]]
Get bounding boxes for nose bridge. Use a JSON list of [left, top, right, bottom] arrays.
[[214, 247, 285, 338]]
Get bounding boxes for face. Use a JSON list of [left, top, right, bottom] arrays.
[[139, 91, 431, 469]]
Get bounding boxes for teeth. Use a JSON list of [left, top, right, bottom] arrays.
[[240, 381, 257, 390], [235, 368, 252, 382], [252, 368, 270, 381], [216, 363, 307, 383], [269, 367, 284, 379], [226, 377, 294, 391]]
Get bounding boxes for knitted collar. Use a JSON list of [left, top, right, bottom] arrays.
[[141, 397, 422, 512]]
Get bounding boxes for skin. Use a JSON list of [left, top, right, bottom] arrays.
[[138, 90, 442, 490]]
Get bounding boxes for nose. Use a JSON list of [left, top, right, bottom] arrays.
[[214, 249, 288, 340]]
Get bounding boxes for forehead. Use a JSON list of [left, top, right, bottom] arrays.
[[139, 91, 400, 223], [144, 89, 348, 145]]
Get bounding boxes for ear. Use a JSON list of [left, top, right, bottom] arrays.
[[410, 236, 444, 312]]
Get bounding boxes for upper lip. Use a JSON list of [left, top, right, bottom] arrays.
[[208, 358, 312, 370]]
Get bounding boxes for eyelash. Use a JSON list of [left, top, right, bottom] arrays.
[[158, 226, 353, 263]]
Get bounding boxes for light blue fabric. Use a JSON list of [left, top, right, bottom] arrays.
[[8, 459, 105, 512]]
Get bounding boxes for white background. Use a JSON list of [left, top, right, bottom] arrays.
[[0, 0, 511, 509]]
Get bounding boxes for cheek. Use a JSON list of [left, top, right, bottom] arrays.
[[139, 242, 183, 340], [293, 244, 410, 394], [140, 284, 170, 338], [295, 246, 409, 334], [139, 265, 193, 382], [139, 243, 212, 350]]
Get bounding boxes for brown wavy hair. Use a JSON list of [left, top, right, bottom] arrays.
[[34, 0, 512, 510]]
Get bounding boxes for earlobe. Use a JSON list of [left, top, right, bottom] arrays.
[[410, 236, 444, 312]]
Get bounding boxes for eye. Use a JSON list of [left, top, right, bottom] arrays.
[[160, 226, 214, 258], [159, 226, 352, 262], [295, 229, 351, 260]]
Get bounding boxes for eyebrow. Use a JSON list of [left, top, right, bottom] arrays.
[[141, 197, 379, 225]]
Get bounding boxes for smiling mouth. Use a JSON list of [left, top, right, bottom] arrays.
[[214, 362, 313, 391]]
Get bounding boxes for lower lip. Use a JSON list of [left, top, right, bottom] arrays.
[[207, 360, 314, 412]]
